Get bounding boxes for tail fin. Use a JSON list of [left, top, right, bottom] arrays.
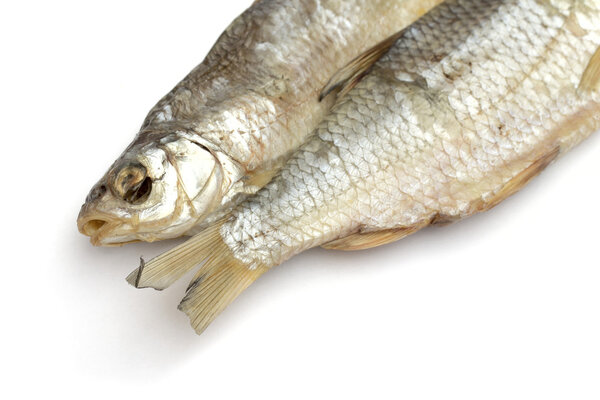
[[126, 222, 225, 290], [178, 246, 268, 334], [126, 220, 268, 334]]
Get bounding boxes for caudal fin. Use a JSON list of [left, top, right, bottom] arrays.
[[178, 245, 268, 334], [126, 220, 268, 334], [126, 222, 225, 290]]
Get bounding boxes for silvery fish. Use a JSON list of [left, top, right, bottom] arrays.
[[77, 0, 442, 246], [129, 0, 600, 334]]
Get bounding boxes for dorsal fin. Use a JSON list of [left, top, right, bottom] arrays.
[[579, 46, 600, 93], [319, 30, 403, 101]]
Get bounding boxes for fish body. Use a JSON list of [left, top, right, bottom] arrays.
[[131, 0, 600, 333], [77, 0, 442, 246]]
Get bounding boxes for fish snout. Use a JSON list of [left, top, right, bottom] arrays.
[[78, 182, 119, 245], [77, 208, 111, 245], [85, 182, 107, 203]]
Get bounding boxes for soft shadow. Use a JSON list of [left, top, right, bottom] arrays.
[[61, 216, 216, 380]]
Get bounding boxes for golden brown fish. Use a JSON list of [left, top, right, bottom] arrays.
[[130, 0, 600, 334], [77, 0, 442, 246]]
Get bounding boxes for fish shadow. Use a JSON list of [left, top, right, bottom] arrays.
[[61, 222, 206, 380]]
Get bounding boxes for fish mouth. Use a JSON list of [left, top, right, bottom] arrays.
[[77, 208, 134, 247], [80, 219, 107, 237]]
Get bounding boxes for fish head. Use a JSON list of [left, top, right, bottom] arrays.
[[77, 133, 230, 246]]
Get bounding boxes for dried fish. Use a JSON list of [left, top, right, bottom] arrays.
[[131, 0, 600, 334]]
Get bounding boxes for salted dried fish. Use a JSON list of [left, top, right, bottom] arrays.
[[77, 0, 441, 245], [130, 0, 600, 334]]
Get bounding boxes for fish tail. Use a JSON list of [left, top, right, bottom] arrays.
[[126, 219, 267, 334], [178, 247, 267, 335], [126, 221, 226, 290]]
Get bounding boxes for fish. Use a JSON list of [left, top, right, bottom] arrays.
[[128, 0, 600, 334], [77, 0, 443, 246]]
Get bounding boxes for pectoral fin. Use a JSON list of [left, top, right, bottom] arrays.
[[244, 161, 283, 189], [578, 46, 600, 93], [319, 31, 403, 101]]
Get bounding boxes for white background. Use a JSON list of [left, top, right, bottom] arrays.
[[1, 1, 599, 399]]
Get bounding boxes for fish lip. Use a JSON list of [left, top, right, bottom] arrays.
[[77, 207, 162, 246], [77, 207, 124, 246]]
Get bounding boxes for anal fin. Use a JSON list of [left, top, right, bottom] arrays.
[[322, 223, 426, 251], [472, 145, 560, 213]]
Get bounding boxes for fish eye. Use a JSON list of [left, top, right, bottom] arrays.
[[125, 176, 152, 204], [111, 164, 153, 204]]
